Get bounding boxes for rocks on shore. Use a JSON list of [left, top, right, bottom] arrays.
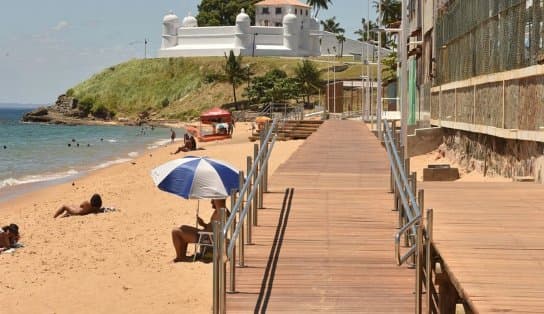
[[22, 94, 116, 125]]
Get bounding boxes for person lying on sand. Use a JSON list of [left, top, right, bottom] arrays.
[[54, 193, 103, 218], [0, 224, 20, 252], [171, 199, 228, 262]]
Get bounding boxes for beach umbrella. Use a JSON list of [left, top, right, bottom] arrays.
[[150, 156, 240, 200]]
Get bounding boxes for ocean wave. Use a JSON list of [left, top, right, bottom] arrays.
[[0, 170, 79, 189], [127, 151, 139, 158], [148, 138, 170, 149], [91, 158, 132, 170], [107, 139, 118, 143]]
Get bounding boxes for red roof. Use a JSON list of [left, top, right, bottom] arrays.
[[255, 0, 311, 8], [200, 107, 231, 118]]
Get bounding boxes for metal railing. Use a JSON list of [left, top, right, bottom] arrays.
[[210, 118, 278, 314], [382, 119, 439, 313]]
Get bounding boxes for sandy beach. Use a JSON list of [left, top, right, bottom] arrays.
[[0, 122, 303, 314]]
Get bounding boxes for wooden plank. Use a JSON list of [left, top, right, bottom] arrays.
[[421, 181, 544, 313], [226, 120, 415, 313]]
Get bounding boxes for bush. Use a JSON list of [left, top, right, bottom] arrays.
[[66, 88, 74, 97], [78, 97, 94, 115], [92, 104, 114, 119], [204, 72, 223, 83], [160, 97, 170, 108]]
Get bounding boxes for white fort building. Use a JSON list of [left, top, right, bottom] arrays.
[[159, 0, 382, 58]]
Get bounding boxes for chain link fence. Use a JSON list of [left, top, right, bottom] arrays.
[[435, 0, 544, 85]]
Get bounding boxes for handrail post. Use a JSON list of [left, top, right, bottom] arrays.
[[258, 124, 266, 209], [253, 144, 259, 225], [426, 208, 434, 313], [238, 171, 245, 267], [246, 157, 253, 245], [411, 172, 417, 202], [228, 189, 237, 294], [416, 216, 423, 314], [264, 141, 269, 193], [219, 208, 227, 313], [212, 221, 221, 314]]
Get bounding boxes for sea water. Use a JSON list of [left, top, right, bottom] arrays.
[[0, 107, 184, 200]]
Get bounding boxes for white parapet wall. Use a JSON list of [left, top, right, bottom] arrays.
[[158, 9, 383, 58]]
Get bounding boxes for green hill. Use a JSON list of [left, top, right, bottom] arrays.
[[67, 56, 376, 121]]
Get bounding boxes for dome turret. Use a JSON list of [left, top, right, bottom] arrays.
[[283, 9, 299, 52], [163, 10, 179, 23], [282, 9, 298, 25], [235, 9, 251, 51], [182, 12, 198, 28], [236, 8, 250, 24], [162, 10, 180, 49]]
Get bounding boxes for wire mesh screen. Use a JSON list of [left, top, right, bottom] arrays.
[[435, 0, 544, 85]]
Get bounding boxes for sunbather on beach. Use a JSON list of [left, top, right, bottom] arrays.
[[0, 224, 20, 252], [171, 199, 228, 262], [53, 193, 103, 218]]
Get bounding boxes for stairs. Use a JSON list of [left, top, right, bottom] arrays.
[[249, 120, 324, 141]]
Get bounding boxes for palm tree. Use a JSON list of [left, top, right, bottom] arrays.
[[224, 50, 246, 103], [374, 0, 401, 26], [306, 0, 333, 18], [355, 18, 378, 42], [320, 17, 345, 34], [336, 33, 346, 57], [294, 60, 323, 105]]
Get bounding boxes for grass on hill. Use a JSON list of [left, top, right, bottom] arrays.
[[68, 56, 378, 121]]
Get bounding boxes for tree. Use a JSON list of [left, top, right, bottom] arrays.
[[382, 52, 398, 84], [374, 0, 401, 26], [294, 60, 324, 105], [306, 0, 333, 18], [373, 0, 401, 49], [197, 0, 256, 26], [355, 18, 378, 42], [224, 50, 246, 103], [246, 69, 299, 105], [320, 17, 345, 34], [336, 33, 346, 57]]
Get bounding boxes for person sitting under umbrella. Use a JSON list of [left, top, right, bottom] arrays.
[[171, 199, 228, 263]]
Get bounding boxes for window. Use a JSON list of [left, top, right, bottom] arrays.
[[264, 20, 269, 26], [275, 7, 282, 14], [295, 9, 298, 14], [275, 22, 282, 27], [306, 10, 308, 16], [262, 7, 269, 14]]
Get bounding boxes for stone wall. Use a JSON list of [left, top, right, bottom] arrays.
[[441, 128, 544, 182]]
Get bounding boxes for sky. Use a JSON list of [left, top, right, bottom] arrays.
[[0, 0, 377, 105]]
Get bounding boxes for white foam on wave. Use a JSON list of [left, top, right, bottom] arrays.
[[91, 158, 132, 170], [0, 170, 80, 189], [128, 151, 139, 158], [148, 138, 171, 149], [107, 139, 118, 143]]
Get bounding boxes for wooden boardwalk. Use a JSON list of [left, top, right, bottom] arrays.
[[226, 120, 415, 313], [421, 181, 544, 313]]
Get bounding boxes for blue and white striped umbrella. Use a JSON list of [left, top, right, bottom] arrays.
[[151, 156, 240, 199]]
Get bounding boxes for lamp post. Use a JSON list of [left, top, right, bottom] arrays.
[[400, 0, 408, 157], [333, 46, 337, 115]]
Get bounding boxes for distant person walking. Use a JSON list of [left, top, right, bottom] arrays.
[[170, 128, 176, 144]]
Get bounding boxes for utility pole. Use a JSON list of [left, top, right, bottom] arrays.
[[400, 0, 409, 156], [144, 38, 148, 59], [377, 0, 383, 140]]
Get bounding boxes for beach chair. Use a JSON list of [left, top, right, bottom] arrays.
[[194, 231, 214, 262]]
